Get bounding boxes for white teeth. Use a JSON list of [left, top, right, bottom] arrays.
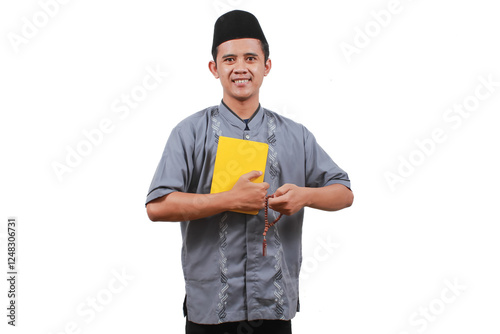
[[234, 80, 249, 83]]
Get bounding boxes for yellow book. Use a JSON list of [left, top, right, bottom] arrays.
[[210, 136, 269, 215]]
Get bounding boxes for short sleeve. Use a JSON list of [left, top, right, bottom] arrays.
[[145, 125, 195, 205], [304, 127, 351, 190]]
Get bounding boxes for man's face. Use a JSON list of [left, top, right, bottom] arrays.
[[209, 38, 271, 104]]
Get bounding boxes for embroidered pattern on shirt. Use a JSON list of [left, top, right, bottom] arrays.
[[266, 112, 279, 180], [274, 232, 285, 319], [265, 110, 286, 319], [216, 212, 229, 323], [211, 108, 222, 143], [212, 108, 229, 323]]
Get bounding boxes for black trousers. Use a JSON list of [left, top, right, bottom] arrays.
[[186, 318, 292, 334]]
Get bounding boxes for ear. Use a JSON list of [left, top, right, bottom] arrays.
[[264, 58, 272, 76], [208, 60, 219, 79]]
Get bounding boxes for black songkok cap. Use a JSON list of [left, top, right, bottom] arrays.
[[212, 10, 268, 56]]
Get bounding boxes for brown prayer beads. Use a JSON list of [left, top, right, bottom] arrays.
[[262, 195, 283, 256]]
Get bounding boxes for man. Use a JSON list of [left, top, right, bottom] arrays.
[[146, 10, 353, 334]]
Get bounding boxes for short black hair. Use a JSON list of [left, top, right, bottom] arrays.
[[212, 40, 270, 64]]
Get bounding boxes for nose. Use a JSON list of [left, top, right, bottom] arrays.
[[233, 59, 248, 74]]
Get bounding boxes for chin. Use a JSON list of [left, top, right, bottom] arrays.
[[229, 91, 252, 100], [234, 94, 254, 102]]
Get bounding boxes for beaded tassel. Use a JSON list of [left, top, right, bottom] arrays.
[[262, 195, 283, 256]]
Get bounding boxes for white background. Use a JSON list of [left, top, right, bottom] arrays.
[[1, 0, 499, 333]]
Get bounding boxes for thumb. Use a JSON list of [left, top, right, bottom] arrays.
[[274, 184, 291, 197], [242, 170, 263, 181]]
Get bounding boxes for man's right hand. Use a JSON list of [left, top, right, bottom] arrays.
[[228, 170, 270, 212], [147, 170, 270, 222]]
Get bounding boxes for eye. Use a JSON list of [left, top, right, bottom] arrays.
[[223, 57, 235, 62], [247, 56, 256, 61]]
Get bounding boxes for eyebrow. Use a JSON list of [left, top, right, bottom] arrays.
[[221, 53, 259, 58]]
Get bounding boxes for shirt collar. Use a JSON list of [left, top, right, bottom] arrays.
[[218, 100, 265, 131]]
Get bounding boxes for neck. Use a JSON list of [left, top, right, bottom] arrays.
[[222, 95, 260, 119]]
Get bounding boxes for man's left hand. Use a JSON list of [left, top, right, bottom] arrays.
[[268, 184, 307, 216]]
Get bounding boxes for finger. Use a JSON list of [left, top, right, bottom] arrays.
[[244, 170, 263, 181], [273, 189, 284, 197], [268, 201, 285, 213], [269, 193, 287, 206], [274, 184, 291, 197]]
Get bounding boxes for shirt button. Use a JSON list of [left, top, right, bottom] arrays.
[[245, 134, 250, 140]]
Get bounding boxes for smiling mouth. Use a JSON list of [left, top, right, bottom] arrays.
[[233, 79, 250, 84]]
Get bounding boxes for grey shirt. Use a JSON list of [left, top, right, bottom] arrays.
[[146, 102, 350, 324]]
